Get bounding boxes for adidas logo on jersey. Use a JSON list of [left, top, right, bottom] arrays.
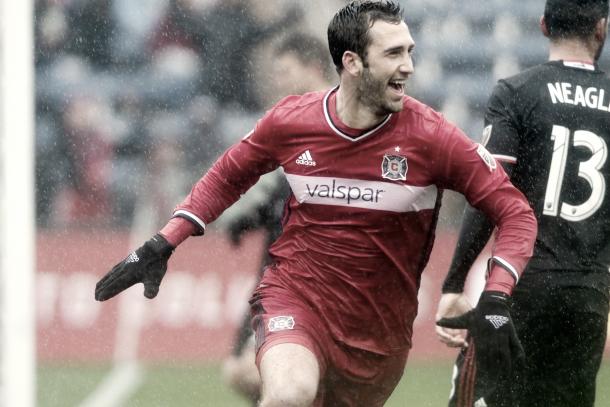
[[485, 314, 509, 329], [296, 150, 316, 166]]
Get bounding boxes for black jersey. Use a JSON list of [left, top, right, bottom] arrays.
[[485, 60, 610, 285]]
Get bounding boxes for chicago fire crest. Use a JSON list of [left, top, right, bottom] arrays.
[[381, 154, 408, 181]]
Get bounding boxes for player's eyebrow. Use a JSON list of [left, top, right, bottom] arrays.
[[384, 45, 405, 54], [384, 44, 415, 54]]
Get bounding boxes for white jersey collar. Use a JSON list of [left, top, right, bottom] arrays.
[[322, 86, 393, 142], [562, 60, 595, 71]]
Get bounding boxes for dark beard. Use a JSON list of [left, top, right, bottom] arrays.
[[358, 68, 397, 116]]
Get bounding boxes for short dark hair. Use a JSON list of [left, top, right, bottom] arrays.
[[327, 0, 403, 73], [275, 32, 332, 76], [544, 0, 609, 40]]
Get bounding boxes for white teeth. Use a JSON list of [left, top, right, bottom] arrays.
[[389, 81, 404, 91]]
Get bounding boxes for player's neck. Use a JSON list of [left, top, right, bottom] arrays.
[[335, 86, 388, 130], [548, 40, 595, 65]]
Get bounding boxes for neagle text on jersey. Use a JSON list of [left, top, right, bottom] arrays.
[[547, 82, 610, 112]]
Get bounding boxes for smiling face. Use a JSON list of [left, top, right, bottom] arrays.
[[357, 20, 415, 114]]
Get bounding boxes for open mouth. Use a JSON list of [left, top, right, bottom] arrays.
[[388, 80, 405, 95]]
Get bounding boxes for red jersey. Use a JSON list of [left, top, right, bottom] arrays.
[[171, 88, 536, 354]]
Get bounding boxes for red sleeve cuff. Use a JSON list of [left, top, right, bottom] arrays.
[[484, 264, 515, 295], [159, 217, 196, 247]]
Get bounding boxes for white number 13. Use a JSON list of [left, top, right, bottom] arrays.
[[543, 125, 607, 221]]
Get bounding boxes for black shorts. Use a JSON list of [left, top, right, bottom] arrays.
[[449, 273, 609, 407]]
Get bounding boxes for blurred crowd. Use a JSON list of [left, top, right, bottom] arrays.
[[36, 0, 569, 230], [34, 0, 344, 228]]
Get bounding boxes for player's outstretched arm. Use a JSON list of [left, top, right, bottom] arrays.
[[94, 234, 174, 301]]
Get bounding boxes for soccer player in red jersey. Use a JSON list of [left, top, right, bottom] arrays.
[[95, 1, 537, 405]]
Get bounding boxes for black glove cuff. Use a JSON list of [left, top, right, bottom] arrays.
[[480, 290, 511, 306], [146, 234, 175, 257]]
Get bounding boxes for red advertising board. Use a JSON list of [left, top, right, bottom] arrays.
[[37, 228, 609, 362]]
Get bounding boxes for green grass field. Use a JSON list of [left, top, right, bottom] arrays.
[[39, 360, 610, 406]]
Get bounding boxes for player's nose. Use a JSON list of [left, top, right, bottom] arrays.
[[399, 55, 414, 75]]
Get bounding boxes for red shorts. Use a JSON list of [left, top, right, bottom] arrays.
[[250, 282, 409, 407]]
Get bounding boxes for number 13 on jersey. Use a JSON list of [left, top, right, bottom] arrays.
[[544, 125, 608, 221]]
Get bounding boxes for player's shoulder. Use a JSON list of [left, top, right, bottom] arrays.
[[498, 63, 551, 92], [401, 96, 444, 126], [397, 96, 454, 141]]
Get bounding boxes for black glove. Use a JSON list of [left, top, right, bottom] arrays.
[[95, 234, 174, 301], [436, 291, 525, 398]]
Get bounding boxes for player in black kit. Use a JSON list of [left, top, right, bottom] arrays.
[[435, 0, 610, 406]]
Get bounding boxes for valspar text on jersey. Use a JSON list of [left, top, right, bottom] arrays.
[[305, 179, 385, 205]]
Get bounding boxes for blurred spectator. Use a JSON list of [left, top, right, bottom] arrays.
[[35, 111, 68, 226], [111, 0, 170, 66], [35, 0, 70, 67], [52, 96, 117, 226], [132, 111, 194, 225], [64, 0, 116, 68], [150, 0, 303, 111], [182, 94, 223, 173], [270, 31, 335, 99]]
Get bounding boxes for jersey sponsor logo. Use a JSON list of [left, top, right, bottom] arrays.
[[306, 179, 385, 205], [285, 174, 438, 212], [485, 315, 509, 329], [381, 154, 408, 181], [547, 82, 610, 112], [296, 150, 317, 166], [268, 316, 295, 332], [476, 144, 497, 172]]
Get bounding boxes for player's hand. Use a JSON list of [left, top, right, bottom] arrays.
[[435, 293, 472, 348], [94, 234, 174, 301], [436, 291, 524, 383]]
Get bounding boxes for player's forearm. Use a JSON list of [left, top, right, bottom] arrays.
[[159, 217, 196, 247], [442, 206, 495, 293], [479, 184, 537, 295], [160, 142, 276, 247]]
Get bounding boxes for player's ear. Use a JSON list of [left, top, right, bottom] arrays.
[[540, 16, 550, 38], [595, 17, 608, 42], [342, 51, 363, 76]]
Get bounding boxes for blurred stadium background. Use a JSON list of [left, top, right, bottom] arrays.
[[0, 0, 607, 405]]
